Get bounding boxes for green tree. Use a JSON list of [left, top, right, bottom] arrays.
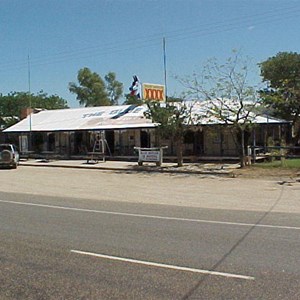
[[259, 52, 300, 142], [145, 100, 192, 167], [124, 93, 144, 105], [0, 91, 68, 129], [104, 72, 123, 105], [69, 67, 110, 107], [179, 50, 258, 167]]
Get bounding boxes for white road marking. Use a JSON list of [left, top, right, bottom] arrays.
[[71, 249, 255, 280], [0, 199, 299, 230]]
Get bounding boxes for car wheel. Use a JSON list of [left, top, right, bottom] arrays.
[[1, 150, 13, 162]]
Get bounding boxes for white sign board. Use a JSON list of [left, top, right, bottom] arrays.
[[135, 147, 167, 166], [139, 150, 161, 162]]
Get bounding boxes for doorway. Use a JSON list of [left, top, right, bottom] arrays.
[[105, 130, 114, 154], [140, 130, 150, 148]]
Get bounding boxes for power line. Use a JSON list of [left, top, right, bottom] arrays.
[[0, 4, 299, 72]]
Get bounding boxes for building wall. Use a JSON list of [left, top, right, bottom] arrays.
[[3, 123, 292, 158], [202, 127, 236, 156]]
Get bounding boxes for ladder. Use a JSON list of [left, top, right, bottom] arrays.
[[87, 131, 110, 163]]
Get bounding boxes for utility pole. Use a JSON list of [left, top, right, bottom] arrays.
[[163, 37, 168, 102], [28, 54, 32, 151]]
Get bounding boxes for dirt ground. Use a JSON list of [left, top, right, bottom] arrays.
[[232, 165, 300, 180], [0, 165, 299, 214]]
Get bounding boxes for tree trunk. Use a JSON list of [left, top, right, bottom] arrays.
[[176, 138, 183, 167], [292, 120, 300, 145], [239, 128, 246, 168]]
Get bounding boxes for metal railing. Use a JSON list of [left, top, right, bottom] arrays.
[[250, 145, 300, 163]]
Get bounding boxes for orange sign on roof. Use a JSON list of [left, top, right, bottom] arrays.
[[142, 83, 165, 101]]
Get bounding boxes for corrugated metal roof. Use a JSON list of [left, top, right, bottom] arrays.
[[4, 105, 155, 132], [183, 100, 290, 125], [3, 102, 290, 133]]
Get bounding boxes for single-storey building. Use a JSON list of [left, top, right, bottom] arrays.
[[2, 102, 292, 161]]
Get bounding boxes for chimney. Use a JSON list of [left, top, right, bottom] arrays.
[[20, 108, 34, 120]]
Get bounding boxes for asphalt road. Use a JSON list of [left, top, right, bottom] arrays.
[[0, 167, 300, 299]]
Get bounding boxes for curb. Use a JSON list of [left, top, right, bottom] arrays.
[[19, 162, 234, 177]]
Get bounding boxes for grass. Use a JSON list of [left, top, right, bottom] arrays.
[[256, 158, 300, 169]]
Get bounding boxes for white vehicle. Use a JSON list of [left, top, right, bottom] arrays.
[[0, 144, 19, 169]]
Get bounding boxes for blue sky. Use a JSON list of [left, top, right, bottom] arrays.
[[1, 0, 300, 107]]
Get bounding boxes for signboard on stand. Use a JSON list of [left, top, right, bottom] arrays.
[[134, 146, 167, 166], [139, 149, 161, 162]]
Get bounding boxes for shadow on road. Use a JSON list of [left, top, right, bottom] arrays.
[[181, 184, 286, 300]]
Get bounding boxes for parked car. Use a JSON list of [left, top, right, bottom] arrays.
[[0, 144, 19, 169]]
